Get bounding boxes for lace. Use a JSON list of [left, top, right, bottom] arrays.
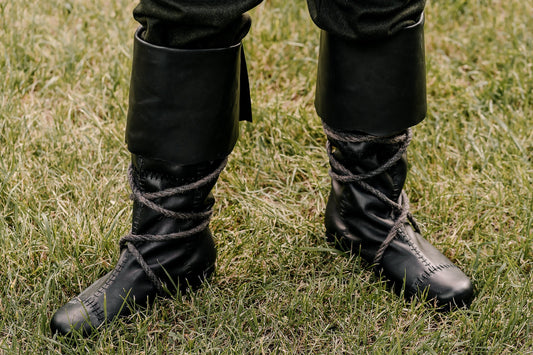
[[118, 158, 227, 294], [323, 123, 421, 265]]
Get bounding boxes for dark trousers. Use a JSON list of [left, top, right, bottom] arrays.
[[133, 0, 425, 48]]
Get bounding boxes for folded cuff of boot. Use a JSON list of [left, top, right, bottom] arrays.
[[315, 14, 426, 136], [126, 27, 251, 165]]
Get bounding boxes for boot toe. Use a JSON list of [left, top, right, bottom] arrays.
[[423, 266, 474, 309], [50, 298, 98, 336]]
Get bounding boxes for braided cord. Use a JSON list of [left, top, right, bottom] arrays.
[[118, 158, 227, 294], [323, 123, 420, 265]]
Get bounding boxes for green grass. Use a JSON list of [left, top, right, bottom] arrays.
[[1, 0, 532, 353]]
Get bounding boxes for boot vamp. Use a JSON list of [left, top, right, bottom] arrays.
[[50, 250, 153, 335], [327, 178, 473, 304], [381, 225, 473, 305], [381, 225, 455, 291], [50, 229, 216, 335]]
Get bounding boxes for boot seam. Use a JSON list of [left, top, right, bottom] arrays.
[[92, 252, 129, 298], [82, 296, 105, 324], [412, 263, 458, 290], [337, 189, 348, 219], [131, 162, 145, 233], [80, 251, 130, 324], [397, 228, 432, 269]]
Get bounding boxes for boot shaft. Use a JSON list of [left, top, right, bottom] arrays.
[[328, 133, 409, 205], [324, 126, 412, 258], [129, 155, 224, 237]]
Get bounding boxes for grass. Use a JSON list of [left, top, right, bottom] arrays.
[[1, 0, 532, 353]]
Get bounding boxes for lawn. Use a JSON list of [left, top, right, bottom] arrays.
[[0, 0, 532, 353]]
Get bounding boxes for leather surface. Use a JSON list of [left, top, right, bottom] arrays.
[[315, 14, 427, 136], [50, 156, 220, 335], [126, 27, 252, 165], [325, 137, 473, 307]]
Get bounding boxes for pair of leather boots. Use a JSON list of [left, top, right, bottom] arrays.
[[51, 18, 473, 336]]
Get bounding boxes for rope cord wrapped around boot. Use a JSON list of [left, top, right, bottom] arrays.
[[323, 123, 421, 266], [118, 158, 227, 294]]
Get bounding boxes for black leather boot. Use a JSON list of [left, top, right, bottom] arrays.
[[51, 27, 251, 335], [323, 124, 473, 308], [50, 156, 224, 335], [316, 15, 473, 308]]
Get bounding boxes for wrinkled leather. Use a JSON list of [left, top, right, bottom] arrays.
[[50, 156, 220, 336], [325, 137, 474, 308], [315, 14, 426, 136], [126, 27, 251, 166]]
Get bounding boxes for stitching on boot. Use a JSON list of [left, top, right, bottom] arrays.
[[78, 250, 130, 325], [92, 251, 129, 299], [131, 165, 143, 233], [397, 228, 432, 268], [412, 263, 458, 290], [83, 296, 105, 324], [131, 204, 141, 233], [338, 193, 348, 219]]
